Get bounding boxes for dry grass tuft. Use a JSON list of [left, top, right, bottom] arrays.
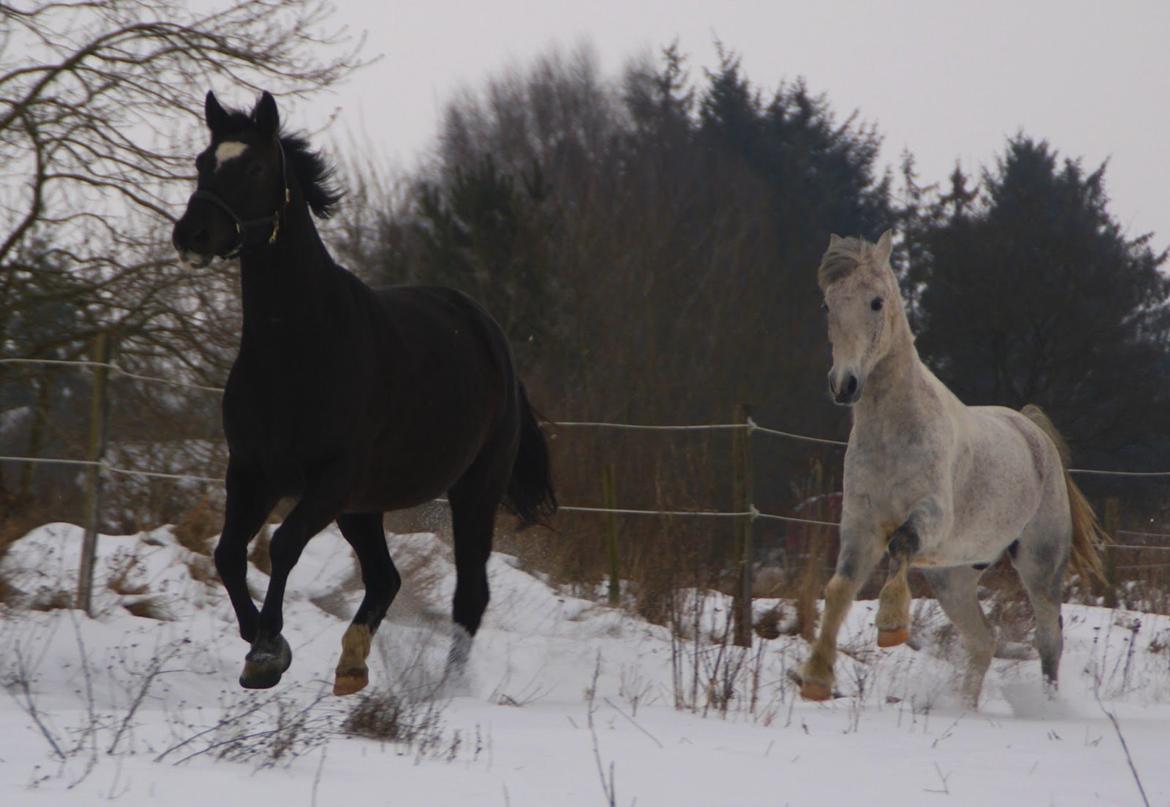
[[753, 604, 784, 640], [27, 588, 74, 611], [249, 524, 273, 575], [173, 496, 220, 556], [186, 554, 219, 586], [107, 551, 148, 596], [123, 596, 174, 620], [342, 688, 445, 747]]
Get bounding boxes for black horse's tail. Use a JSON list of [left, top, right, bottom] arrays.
[[504, 381, 557, 527]]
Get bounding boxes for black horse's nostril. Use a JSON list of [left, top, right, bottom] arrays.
[[172, 216, 210, 253]]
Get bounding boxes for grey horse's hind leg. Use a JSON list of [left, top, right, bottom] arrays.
[[1009, 535, 1068, 691], [921, 566, 995, 706]]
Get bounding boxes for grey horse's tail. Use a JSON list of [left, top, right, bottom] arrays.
[[1021, 405, 1108, 585]]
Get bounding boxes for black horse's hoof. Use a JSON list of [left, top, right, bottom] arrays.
[[240, 635, 292, 689]]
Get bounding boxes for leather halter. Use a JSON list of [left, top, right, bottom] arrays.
[[191, 139, 291, 259]]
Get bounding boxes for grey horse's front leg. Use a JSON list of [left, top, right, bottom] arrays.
[[875, 497, 947, 647], [876, 525, 917, 646], [799, 524, 884, 701]]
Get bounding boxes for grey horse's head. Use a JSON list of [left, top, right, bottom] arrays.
[[817, 230, 900, 405]]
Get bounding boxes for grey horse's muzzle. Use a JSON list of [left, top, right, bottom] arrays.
[[829, 368, 861, 405]]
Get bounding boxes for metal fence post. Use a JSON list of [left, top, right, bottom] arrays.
[[77, 331, 110, 616], [1102, 497, 1120, 608], [732, 403, 753, 647], [602, 463, 620, 606]]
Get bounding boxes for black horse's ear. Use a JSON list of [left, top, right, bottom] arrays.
[[205, 91, 230, 134], [251, 91, 279, 141]]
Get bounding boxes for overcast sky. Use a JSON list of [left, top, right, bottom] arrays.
[[286, 0, 1168, 244]]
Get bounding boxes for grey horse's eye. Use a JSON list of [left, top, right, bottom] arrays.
[[821, 301, 829, 313], [870, 297, 883, 311]]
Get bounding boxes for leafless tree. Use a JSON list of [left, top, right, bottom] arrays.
[[0, 0, 368, 511]]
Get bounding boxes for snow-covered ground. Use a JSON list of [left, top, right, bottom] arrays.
[[1, 523, 1168, 806]]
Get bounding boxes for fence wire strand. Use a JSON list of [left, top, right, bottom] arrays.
[[747, 417, 848, 447], [1118, 529, 1170, 541], [7, 355, 1170, 543], [552, 420, 743, 432], [0, 357, 225, 393], [0, 455, 225, 484]]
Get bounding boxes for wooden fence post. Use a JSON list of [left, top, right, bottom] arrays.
[[796, 459, 827, 641], [77, 331, 110, 616], [1102, 497, 1120, 608], [602, 463, 620, 606], [732, 403, 753, 647]]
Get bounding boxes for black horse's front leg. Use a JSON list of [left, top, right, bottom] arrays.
[[240, 465, 351, 690], [214, 461, 279, 644]]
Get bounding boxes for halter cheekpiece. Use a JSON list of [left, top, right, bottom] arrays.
[[191, 139, 291, 259]]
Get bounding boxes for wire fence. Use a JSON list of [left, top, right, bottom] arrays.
[[5, 445, 1161, 533], [0, 451, 841, 527], [7, 355, 1170, 517], [6, 351, 1170, 618]]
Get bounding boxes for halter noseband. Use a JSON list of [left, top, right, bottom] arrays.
[[191, 139, 291, 259]]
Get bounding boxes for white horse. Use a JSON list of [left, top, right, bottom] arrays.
[[799, 231, 1105, 705]]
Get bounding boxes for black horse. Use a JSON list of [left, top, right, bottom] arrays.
[[172, 91, 556, 694]]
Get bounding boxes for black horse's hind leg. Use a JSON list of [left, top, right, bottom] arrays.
[[445, 441, 513, 676], [215, 461, 279, 643], [332, 512, 401, 695], [446, 502, 495, 674], [240, 466, 351, 689]]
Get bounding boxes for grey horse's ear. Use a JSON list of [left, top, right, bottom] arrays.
[[874, 229, 894, 264], [828, 233, 844, 248]]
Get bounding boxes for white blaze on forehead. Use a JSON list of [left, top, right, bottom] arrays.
[[213, 141, 248, 170]]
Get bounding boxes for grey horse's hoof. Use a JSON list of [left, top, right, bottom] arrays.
[[240, 635, 292, 689], [877, 626, 910, 648]]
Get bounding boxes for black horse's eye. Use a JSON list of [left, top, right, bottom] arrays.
[[870, 297, 883, 311], [247, 159, 264, 178]]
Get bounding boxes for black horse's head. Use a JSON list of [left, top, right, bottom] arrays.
[[172, 91, 289, 267]]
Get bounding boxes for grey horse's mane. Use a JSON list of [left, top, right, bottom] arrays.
[[817, 235, 876, 287]]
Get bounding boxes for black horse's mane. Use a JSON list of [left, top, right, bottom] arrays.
[[278, 132, 342, 219], [217, 108, 342, 219]]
